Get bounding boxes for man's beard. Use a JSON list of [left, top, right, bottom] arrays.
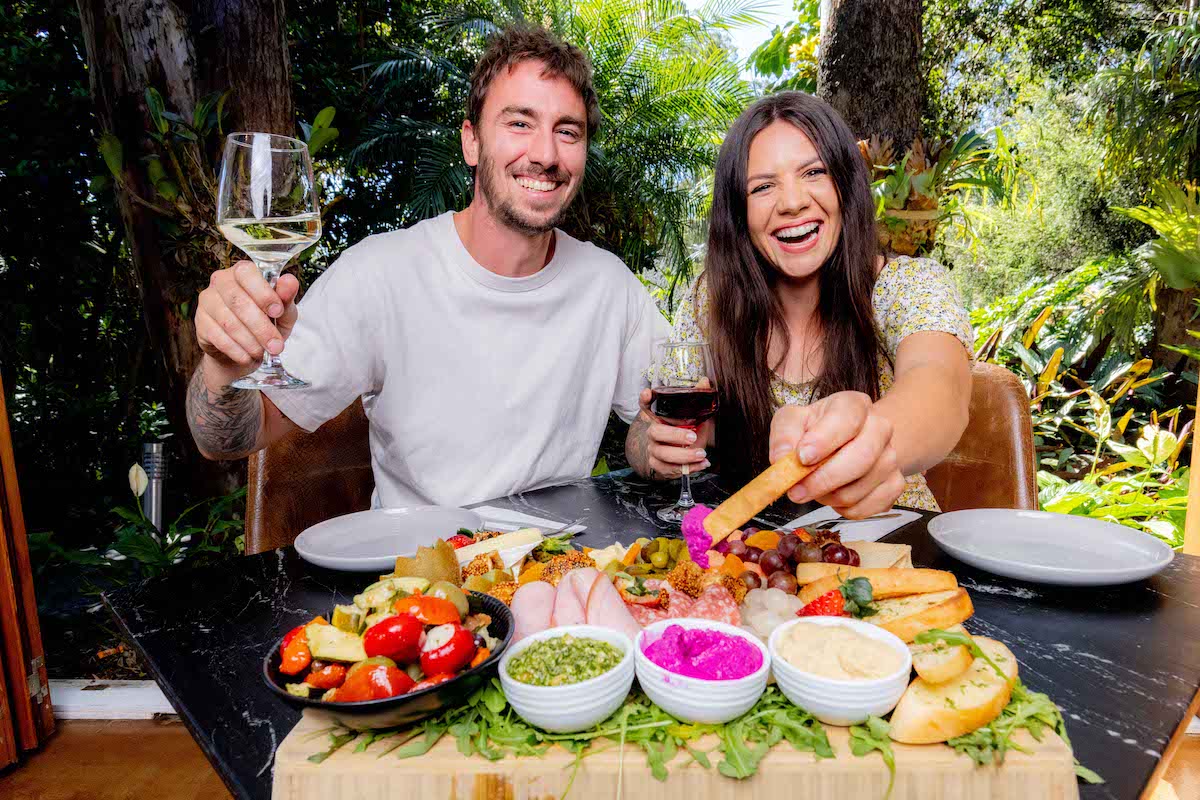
[[477, 150, 576, 236]]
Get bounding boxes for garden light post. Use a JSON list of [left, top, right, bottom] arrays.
[[141, 441, 165, 532]]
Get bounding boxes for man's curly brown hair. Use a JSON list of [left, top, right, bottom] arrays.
[[467, 24, 600, 140]]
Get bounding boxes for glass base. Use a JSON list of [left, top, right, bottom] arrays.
[[232, 365, 309, 390], [656, 502, 694, 524]]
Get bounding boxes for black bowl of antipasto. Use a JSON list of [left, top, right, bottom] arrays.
[[262, 590, 513, 730]]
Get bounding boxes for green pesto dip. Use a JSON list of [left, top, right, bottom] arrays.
[[506, 634, 624, 686]]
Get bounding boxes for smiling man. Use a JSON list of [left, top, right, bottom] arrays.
[[185, 25, 669, 508]]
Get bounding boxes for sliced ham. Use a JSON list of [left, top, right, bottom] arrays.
[[551, 568, 599, 628], [585, 574, 643, 641], [510, 581, 555, 643]]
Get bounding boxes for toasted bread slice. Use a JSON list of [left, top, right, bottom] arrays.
[[798, 568, 958, 606], [909, 623, 974, 684], [889, 636, 1018, 744], [793, 542, 913, 585], [867, 587, 974, 642]]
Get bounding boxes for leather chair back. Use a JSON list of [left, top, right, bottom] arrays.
[[243, 363, 1038, 553], [244, 399, 373, 554], [924, 361, 1038, 512]]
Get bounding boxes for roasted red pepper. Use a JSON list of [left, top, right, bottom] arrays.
[[338, 659, 414, 702], [362, 614, 423, 665], [393, 595, 461, 626], [279, 625, 312, 675], [304, 661, 347, 690], [411, 673, 454, 692], [419, 623, 478, 677]]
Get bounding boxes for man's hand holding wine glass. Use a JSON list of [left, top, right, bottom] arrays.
[[635, 385, 713, 480], [195, 261, 300, 390]]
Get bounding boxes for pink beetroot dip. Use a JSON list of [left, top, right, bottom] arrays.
[[642, 624, 763, 680], [681, 504, 714, 568]]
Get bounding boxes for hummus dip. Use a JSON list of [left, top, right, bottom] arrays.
[[778, 623, 904, 680]]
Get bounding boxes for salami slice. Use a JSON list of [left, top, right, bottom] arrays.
[[645, 579, 696, 618], [627, 603, 669, 627], [689, 586, 741, 626]]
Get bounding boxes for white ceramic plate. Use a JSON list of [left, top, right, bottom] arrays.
[[928, 508, 1174, 586], [294, 506, 484, 572]]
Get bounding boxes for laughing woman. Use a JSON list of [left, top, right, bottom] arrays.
[[626, 92, 973, 517]]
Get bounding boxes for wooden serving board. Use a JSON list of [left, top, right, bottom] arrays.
[[272, 709, 1080, 800]]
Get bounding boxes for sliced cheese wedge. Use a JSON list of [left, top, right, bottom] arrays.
[[454, 528, 543, 565], [867, 587, 974, 643], [889, 636, 1018, 744]]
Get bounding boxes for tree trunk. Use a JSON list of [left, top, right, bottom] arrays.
[[1153, 285, 1199, 375], [817, 0, 925, 147], [76, 0, 294, 501]]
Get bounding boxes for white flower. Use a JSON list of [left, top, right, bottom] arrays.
[[128, 463, 148, 498], [104, 550, 127, 562], [180, 535, 192, 543]]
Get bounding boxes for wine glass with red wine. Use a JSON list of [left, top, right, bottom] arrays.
[[651, 340, 717, 524]]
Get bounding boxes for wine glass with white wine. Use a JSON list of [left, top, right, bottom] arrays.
[[216, 132, 321, 389]]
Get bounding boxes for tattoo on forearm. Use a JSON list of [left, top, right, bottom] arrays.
[[186, 363, 263, 458], [626, 411, 659, 480]]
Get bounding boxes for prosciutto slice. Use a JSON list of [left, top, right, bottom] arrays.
[[552, 568, 600, 627], [585, 572, 643, 640], [510, 581, 556, 643]]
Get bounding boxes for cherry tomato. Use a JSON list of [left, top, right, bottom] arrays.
[[394, 595, 462, 626], [305, 661, 347, 690], [446, 534, 475, 549], [420, 623, 478, 677], [411, 673, 455, 692], [363, 613, 424, 664]]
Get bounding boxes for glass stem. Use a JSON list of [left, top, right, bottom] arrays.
[[677, 463, 695, 510], [256, 261, 284, 372]]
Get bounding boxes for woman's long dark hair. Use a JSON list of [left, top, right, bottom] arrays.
[[704, 92, 883, 484]]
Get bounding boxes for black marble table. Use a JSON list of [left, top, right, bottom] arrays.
[[103, 471, 1200, 800]]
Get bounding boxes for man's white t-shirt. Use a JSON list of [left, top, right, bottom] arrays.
[[265, 211, 669, 509]]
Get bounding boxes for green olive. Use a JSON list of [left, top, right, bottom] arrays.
[[626, 563, 648, 576], [644, 540, 660, 557], [668, 540, 685, 560], [428, 581, 470, 618], [650, 551, 670, 569]]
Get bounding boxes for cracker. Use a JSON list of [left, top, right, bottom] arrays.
[[702, 451, 815, 545]]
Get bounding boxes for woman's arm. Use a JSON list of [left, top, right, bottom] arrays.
[[873, 331, 972, 475], [767, 332, 971, 517]]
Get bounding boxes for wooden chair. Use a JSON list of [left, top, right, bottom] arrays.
[[924, 361, 1038, 512], [244, 364, 1038, 553]]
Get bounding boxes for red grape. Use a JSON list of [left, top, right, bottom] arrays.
[[759, 550, 786, 576], [743, 546, 764, 564], [739, 570, 763, 590], [767, 571, 798, 594], [777, 534, 799, 561], [796, 543, 824, 564], [846, 547, 861, 567], [822, 543, 851, 565], [727, 540, 748, 558], [714, 538, 732, 555], [744, 527, 759, 536]]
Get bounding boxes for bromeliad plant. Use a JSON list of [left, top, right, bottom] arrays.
[[858, 132, 1007, 256]]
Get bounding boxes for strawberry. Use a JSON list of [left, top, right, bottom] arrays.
[[796, 576, 878, 619], [798, 589, 848, 617], [446, 534, 475, 549]]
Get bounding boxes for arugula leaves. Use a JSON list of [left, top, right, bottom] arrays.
[[849, 716, 896, 800], [307, 681, 831, 789]]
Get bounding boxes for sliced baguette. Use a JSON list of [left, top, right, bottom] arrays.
[[798, 567, 958, 606], [888, 636, 1018, 744], [867, 587, 974, 643], [909, 623, 974, 684], [793, 542, 912, 585]]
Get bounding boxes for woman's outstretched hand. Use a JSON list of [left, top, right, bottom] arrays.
[[768, 391, 906, 518]]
